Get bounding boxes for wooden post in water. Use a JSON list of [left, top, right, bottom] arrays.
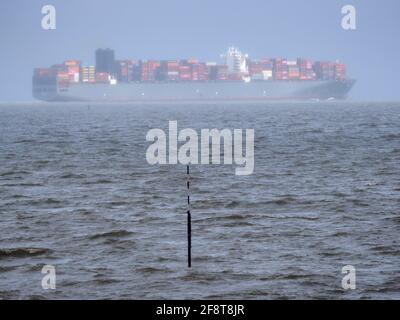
[[186, 165, 192, 268]]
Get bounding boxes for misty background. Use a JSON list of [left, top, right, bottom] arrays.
[[0, 0, 399, 102]]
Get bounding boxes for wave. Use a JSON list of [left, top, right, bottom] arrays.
[[60, 173, 86, 179], [0, 170, 31, 177], [89, 229, 133, 240], [0, 247, 51, 259], [84, 179, 113, 184]]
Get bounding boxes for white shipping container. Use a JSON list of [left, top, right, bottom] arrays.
[[262, 70, 273, 80]]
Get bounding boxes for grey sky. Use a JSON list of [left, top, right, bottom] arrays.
[[0, 0, 399, 101]]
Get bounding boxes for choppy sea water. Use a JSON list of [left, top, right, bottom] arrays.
[[0, 101, 399, 300]]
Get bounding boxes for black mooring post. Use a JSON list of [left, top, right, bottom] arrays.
[[187, 165, 192, 268]]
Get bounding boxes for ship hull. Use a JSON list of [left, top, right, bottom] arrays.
[[33, 79, 356, 102]]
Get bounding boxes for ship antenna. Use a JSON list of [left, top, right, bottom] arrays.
[[186, 165, 192, 268]]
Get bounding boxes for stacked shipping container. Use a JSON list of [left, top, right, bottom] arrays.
[[178, 65, 191, 81], [94, 72, 110, 83], [158, 60, 179, 81], [141, 60, 160, 82], [81, 66, 96, 83], [287, 60, 300, 80], [115, 60, 136, 83], [64, 60, 80, 83], [207, 65, 228, 81], [34, 49, 348, 85], [297, 58, 316, 80], [273, 59, 288, 80], [248, 59, 273, 80], [314, 62, 336, 81], [191, 63, 207, 81], [334, 63, 346, 80]]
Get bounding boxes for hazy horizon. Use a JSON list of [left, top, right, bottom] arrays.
[[1, 0, 399, 101]]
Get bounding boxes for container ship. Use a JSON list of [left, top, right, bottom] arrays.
[[33, 47, 355, 102]]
